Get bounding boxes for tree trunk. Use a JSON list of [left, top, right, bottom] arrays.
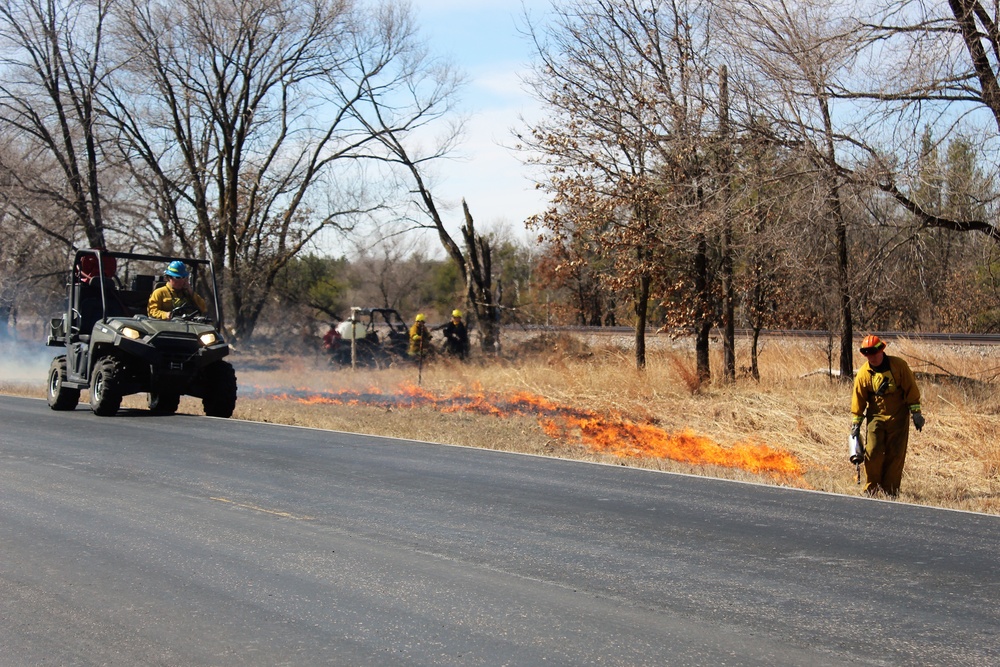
[[835, 205, 855, 380], [694, 234, 711, 384], [820, 95, 855, 381], [0, 303, 11, 340], [634, 273, 649, 369], [719, 64, 736, 382], [721, 225, 735, 381], [696, 320, 712, 385], [461, 202, 500, 355]]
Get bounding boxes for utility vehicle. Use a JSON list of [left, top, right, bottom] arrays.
[[326, 307, 410, 367], [46, 249, 237, 417]]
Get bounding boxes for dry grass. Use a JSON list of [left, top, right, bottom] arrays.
[[6, 333, 1000, 515]]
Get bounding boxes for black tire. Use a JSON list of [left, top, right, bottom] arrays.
[[47, 356, 80, 411], [148, 392, 181, 415], [89, 357, 122, 416], [201, 360, 237, 418]]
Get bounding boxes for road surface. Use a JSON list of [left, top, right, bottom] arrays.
[[1, 395, 997, 665]]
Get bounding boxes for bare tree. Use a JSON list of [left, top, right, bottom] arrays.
[[528, 220, 618, 326], [346, 233, 439, 313], [716, 0, 868, 379], [520, 0, 722, 373], [0, 145, 75, 337], [0, 0, 117, 249], [748, 1, 1000, 339], [729, 121, 814, 380], [340, 26, 515, 353], [100, 0, 458, 340], [829, 1, 1000, 243]]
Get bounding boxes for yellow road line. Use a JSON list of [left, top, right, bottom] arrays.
[[210, 496, 314, 521]]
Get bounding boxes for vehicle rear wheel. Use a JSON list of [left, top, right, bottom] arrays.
[[148, 392, 180, 415], [89, 357, 122, 416], [201, 360, 237, 418], [47, 356, 80, 411]]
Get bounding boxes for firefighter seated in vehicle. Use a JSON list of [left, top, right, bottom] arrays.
[[147, 260, 207, 320]]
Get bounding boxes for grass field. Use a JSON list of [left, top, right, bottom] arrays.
[[5, 332, 999, 515]]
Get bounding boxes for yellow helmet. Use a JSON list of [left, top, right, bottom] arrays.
[[415, 313, 426, 322], [452, 309, 463, 318]]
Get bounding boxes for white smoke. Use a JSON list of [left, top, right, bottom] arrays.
[[0, 340, 54, 386]]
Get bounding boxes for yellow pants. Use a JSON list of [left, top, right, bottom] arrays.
[[863, 417, 910, 497]]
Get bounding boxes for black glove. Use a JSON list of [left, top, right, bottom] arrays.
[[911, 412, 925, 432], [850, 423, 861, 439]]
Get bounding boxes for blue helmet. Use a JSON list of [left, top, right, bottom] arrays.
[[165, 260, 189, 278]]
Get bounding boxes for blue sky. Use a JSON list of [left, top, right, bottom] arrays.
[[408, 0, 551, 242]]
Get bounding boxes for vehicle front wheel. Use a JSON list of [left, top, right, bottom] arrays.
[[47, 356, 80, 411], [148, 392, 180, 415], [201, 361, 237, 418], [89, 357, 122, 416]]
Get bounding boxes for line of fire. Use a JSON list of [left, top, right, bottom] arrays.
[[248, 384, 804, 481]]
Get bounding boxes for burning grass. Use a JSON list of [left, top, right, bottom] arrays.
[[248, 383, 803, 481]]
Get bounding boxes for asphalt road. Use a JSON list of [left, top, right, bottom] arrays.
[[1, 395, 997, 666]]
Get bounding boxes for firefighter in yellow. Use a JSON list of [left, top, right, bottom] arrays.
[[850, 335, 925, 497], [408, 313, 432, 358], [147, 260, 207, 320]]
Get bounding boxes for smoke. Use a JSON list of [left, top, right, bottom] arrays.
[[0, 340, 54, 386]]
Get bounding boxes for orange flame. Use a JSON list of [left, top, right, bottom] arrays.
[[254, 383, 803, 480]]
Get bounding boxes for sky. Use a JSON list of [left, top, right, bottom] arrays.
[[406, 0, 551, 243]]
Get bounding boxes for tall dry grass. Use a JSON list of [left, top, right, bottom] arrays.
[[6, 333, 999, 514]]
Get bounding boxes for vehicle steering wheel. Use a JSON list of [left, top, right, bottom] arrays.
[[170, 301, 203, 320]]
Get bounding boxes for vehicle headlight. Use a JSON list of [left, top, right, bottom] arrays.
[[200, 332, 218, 346], [121, 326, 142, 340]]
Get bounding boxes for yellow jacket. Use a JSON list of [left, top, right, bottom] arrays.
[[408, 322, 430, 356], [147, 285, 207, 320], [851, 355, 921, 424]]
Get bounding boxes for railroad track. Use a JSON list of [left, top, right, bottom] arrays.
[[515, 326, 1000, 345]]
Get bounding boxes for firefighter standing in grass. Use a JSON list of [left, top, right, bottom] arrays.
[[408, 313, 432, 358], [850, 335, 925, 497], [443, 309, 470, 360]]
